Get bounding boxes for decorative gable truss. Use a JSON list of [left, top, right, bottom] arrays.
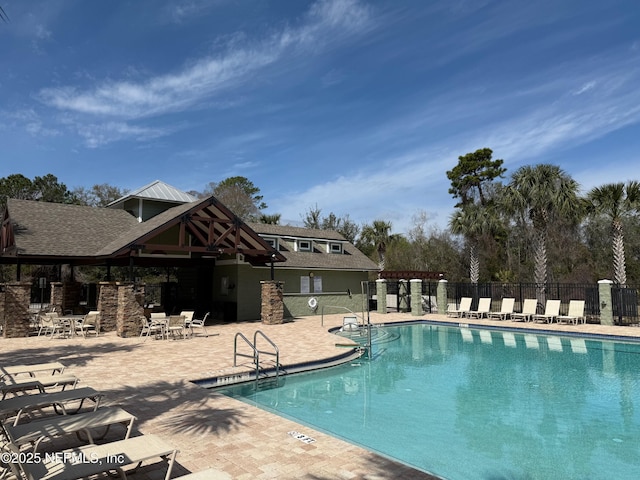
[[115, 197, 286, 266]]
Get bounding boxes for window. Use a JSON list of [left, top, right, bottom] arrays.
[[300, 275, 322, 293], [263, 237, 278, 250], [298, 240, 312, 252], [329, 243, 343, 254]]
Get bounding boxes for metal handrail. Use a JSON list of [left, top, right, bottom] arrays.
[[234, 332, 260, 381], [253, 330, 280, 382], [234, 331, 280, 384]]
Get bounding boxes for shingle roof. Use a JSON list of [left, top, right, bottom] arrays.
[[6, 198, 139, 258], [247, 222, 378, 272]]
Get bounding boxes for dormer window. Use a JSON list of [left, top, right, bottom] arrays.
[[329, 243, 343, 254], [263, 237, 279, 250], [298, 240, 312, 252]]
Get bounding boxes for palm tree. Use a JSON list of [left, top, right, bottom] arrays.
[[587, 181, 640, 286], [359, 220, 392, 272], [449, 204, 501, 284], [502, 164, 583, 300]]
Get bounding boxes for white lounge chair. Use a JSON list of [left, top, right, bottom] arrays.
[[5, 433, 177, 480], [446, 297, 472, 318], [467, 298, 492, 319], [487, 298, 515, 321], [557, 300, 586, 325], [0, 386, 103, 426], [532, 299, 561, 323], [4, 406, 136, 453], [511, 299, 537, 322], [1, 362, 66, 381], [1, 374, 79, 400]]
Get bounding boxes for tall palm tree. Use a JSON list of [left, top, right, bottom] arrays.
[[359, 220, 392, 272], [587, 181, 640, 286], [502, 164, 583, 299], [449, 204, 501, 284]]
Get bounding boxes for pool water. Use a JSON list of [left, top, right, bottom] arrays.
[[217, 324, 640, 480]]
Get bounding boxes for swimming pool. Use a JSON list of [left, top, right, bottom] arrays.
[[217, 323, 640, 480]]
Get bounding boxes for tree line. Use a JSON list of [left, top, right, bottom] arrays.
[[2, 155, 640, 286]]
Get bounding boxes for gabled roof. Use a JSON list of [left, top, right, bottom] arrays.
[[247, 223, 378, 272], [1, 197, 284, 266], [107, 180, 197, 207]]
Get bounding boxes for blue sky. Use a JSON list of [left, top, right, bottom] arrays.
[[2, 0, 640, 234]]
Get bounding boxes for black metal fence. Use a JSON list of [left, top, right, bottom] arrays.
[[368, 280, 640, 325]]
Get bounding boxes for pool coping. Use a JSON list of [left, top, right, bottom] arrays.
[[385, 318, 640, 343]]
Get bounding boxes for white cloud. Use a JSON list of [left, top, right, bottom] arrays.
[[38, 0, 373, 122]]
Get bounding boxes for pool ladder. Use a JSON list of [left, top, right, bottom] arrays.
[[234, 330, 280, 386]]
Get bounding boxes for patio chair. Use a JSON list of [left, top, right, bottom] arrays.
[[487, 298, 515, 321], [532, 299, 561, 323], [167, 315, 186, 340], [511, 299, 537, 322], [76, 311, 100, 338], [37, 313, 56, 337], [188, 312, 210, 337], [140, 316, 165, 341], [467, 298, 491, 319], [446, 297, 472, 317], [557, 300, 586, 325]]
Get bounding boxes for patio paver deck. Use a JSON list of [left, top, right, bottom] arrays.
[[1, 312, 638, 479]]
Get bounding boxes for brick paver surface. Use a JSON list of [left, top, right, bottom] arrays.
[[2, 313, 638, 479]]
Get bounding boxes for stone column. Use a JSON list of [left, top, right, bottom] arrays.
[[598, 279, 613, 326], [437, 279, 448, 315], [50, 282, 64, 313], [116, 283, 145, 337], [410, 279, 423, 316], [261, 281, 284, 325], [97, 282, 118, 332], [376, 279, 387, 314], [3, 283, 31, 338]]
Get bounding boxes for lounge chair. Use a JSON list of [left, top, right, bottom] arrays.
[[4, 406, 136, 453], [1, 362, 65, 380], [487, 298, 515, 321], [467, 298, 491, 319], [532, 299, 561, 323], [557, 300, 586, 325], [1, 374, 79, 400], [76, 311, 100, 337], [511, 299, 537, 322], [446, 297, 472, 317], [0, 386, 103, 426], [177, 468, 232, 479], [188, 312, 210, 337], [5, 433, 178, 480]]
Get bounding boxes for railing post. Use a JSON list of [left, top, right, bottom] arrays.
[[598, 279, 614, 326]]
